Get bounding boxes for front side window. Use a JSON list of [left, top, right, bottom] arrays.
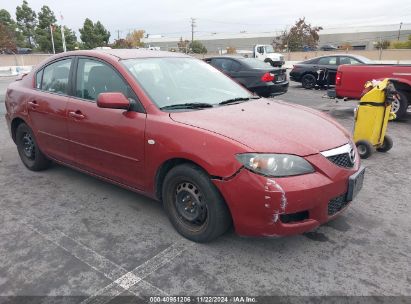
[[75, 58, 134, 102], [41, 58, 72, 94], [35, 69, 43, 89], [122, 57, 252, 109]]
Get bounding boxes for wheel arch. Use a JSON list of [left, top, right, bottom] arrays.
[[154, 157, 222, 201], [10, 117, 27, 143]]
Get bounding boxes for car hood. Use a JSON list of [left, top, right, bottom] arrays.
[[169, 100, 351, 156]]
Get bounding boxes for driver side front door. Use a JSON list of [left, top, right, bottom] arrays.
[[66, 57, 147, 190]]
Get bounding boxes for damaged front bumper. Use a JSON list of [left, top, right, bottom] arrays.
[[212, 153, 361, 237]]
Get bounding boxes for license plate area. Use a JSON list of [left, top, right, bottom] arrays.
[[276, 74, 285, 82], [346, 166, 365, 202]]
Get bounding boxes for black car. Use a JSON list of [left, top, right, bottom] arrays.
[[289, 54, 372, 89], [204, 56, 288, 97]]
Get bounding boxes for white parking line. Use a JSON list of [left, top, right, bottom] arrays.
[[2, 208, 173, 298], [81, 241, 187, 304]]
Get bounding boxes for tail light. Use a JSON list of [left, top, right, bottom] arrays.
[[335, 71, 342, 86], [261, 72, 275, 82]]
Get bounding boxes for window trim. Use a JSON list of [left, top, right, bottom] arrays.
[[71, 56, 146, 113], [34, 56, 75, 97]]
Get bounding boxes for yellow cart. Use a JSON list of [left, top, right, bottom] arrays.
[[353, 78, 396, 159]]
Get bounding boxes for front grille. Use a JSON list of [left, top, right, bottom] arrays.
[[327, 153, 354, 168], [328, 194, 349, 216]]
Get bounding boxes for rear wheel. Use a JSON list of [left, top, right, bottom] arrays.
[[391, 91, 408, 120], [16, 123, 51, 171], [162, 164, 232, 242], [356, 140, 374, 159], [301, 74, 317, 89], [377, 135, 393, 152]]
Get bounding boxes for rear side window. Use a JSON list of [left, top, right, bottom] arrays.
[[41, 58, 72, 94], [339, 56, 361, 65], [75, 58, 134, 102], [318, 57, 337, 65]]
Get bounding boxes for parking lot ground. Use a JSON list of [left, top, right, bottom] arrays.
[[0, 77, 410, 300]]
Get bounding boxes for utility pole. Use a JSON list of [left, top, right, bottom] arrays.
[[190, 17, 196, 44], [397, 22, 403, 41], [117, 30, 121, 40]]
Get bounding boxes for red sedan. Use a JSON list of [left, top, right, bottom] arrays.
[[5, 50, 365, 242]]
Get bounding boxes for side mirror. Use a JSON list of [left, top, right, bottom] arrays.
[[97, 92, 130, 110]]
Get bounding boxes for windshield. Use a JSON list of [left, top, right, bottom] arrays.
[[122, 57, 252, 109], [265, 45, 275, 53], [241, 58, 273, 69]]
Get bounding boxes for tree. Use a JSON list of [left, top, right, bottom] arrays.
[[16, 0, 37, 48], [112, 38, 132, 49], [375, 40, 390, 50], [126, 30, 145, 48], [226, 46, 236, 54], [189, 40, 207, 54], [274, 17, 322, 52], [79, 18, 110, 49], [177, 36, 189, 53], [339, 42, 353, 50], [0, 9, 24, 48], [35, 5, 56, 52], [35, 6, 77, 53], [0, 23, 17, 53]]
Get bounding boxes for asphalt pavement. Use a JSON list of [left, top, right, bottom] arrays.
[[0, 77, 410, 301]]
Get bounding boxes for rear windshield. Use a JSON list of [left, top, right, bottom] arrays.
[[241, 58, 273, 69]]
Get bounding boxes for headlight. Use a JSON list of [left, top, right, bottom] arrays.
[[236, 153, 314, 177]]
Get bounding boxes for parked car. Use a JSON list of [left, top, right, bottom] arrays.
[[320, 44, 338, 51], [204, 56, 288, 97], [290, 54, 372, 89], [328, 64, 411, 119], [5, 49, 364, 242]]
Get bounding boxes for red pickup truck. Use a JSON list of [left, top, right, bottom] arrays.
[[329, 64, 411, 119]]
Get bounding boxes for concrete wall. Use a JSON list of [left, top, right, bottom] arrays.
[[0, 54, 51, 68]]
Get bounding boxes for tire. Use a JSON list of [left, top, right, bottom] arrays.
[[356, 140, 374, 159], [391, 91, 408, 120], [162, 163, 232, 242], [16, 123, 51, 171], [301, 74, 317, 89], [264, 59, 274, 67], [377, 135, 393, 152]]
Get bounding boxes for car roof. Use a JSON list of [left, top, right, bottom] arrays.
[[204, 56, 245, 60], [48, 49, 191, 61]]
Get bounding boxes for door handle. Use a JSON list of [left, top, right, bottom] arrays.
[[28, 100, 39, 109], [68, 110, 85, 120]]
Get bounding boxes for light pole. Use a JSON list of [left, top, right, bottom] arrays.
[[397, 22, 403, 41]]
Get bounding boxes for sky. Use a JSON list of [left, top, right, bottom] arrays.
[[2, 0, 410, 41]]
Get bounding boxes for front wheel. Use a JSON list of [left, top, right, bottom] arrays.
[[16, 123, 51, 171], [162, 164, 232, 242], [377, 135, 393, 152], [356, 140, 374, 159]]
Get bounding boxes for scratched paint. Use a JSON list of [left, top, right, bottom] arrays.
[[265, 178, 288, 223]]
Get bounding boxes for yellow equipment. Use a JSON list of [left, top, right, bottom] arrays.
[[353, 78, 396, 159]]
